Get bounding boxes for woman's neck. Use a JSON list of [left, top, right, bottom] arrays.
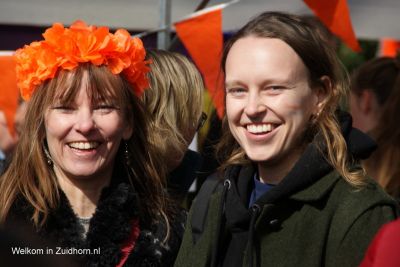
[[257, 146, 304, 185], [55, 169, 112, 218]]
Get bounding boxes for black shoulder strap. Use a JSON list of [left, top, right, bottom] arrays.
[[191, 173, 223, 244]]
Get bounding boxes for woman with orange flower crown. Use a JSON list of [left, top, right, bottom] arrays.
[[0, 21, 185, 266]]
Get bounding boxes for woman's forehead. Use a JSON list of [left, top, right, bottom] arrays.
[[53, 86, 117, 104]]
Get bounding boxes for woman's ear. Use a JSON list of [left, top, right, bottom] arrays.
[[314, 75, 331, 115], [122, 123, 133, 140]]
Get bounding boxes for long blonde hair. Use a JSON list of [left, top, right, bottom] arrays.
[[143, 50, 204, 170], [0, 64, 172, 227], [217, 12, 365, 186]]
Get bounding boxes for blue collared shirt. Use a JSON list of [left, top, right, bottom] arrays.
[[249, 173, 275, 207]]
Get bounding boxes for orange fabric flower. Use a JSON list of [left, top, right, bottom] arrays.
[[15, 20, 150, 100]]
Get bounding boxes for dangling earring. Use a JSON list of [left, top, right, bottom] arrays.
[[43, 144, 53, 166], [310, 113, 317, 124], [124, 141, 131, 167], [311, 109, 322, 125]]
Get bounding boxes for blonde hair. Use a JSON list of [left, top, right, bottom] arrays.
[[217, 12, 365, 187], [143, 50, 204, 170], [0, 64, 172, 228]]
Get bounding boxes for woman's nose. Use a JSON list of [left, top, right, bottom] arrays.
[[244, 93, 267, 117], [74, 108, 96, 133]]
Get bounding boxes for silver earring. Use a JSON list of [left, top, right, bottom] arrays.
[[124, 141, 131, 166], [43, 145, 53, 166]]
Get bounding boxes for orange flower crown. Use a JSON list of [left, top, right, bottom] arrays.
[[15, 20, 150, 100]]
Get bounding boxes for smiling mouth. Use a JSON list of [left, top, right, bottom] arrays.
[[68, 141, 100, 150], [246, 123, 277, 134]]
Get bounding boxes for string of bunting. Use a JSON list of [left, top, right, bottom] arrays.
[[0, 0, 366, 128], [134, 0, 360, 118], [134, 0, 239, 119]]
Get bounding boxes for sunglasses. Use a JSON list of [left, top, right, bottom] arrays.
[[197, 112, 208, 131]]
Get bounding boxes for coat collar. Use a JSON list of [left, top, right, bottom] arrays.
[[289, 171, 340, 202]]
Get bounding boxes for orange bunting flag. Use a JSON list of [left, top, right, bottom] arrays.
[[304, 0, 361, 52], [0, 53, 19, 136], [380, 38, 400, 57], [175, 7, 224, 118]]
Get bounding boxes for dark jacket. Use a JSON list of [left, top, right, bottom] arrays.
[[0, 150, 9, 175], [174, 113, 399, 267], [168, 149, 203, 200], [7, 174, 185, 267], [0, 158, 5, 175]]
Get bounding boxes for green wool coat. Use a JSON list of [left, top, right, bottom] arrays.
[[175, 171, 398, 267]]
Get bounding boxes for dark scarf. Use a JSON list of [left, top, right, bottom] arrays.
[[220, 111, 377, 267], [168, 149, 203, 199], [7, 178, 185, 267]]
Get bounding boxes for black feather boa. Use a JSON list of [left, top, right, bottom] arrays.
[[7, 182, 185, 267]]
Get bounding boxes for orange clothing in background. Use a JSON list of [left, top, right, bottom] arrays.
[[0, 54, 19, 136]]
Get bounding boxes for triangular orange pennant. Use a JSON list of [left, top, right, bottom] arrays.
[[0, 54, 19, 136], [304, 0, 361, 52], [175, 9, 224, 118], [380, 38, 400, 57]]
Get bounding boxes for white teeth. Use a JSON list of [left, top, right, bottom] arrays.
[[247, 124, 273, 134], [68, 141, 99, 150]]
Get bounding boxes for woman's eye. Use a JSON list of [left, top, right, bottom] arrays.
[[94, 105, 117, 113], [52, 106, 74, 111], [96, 105, 113, 109], [227, 87, 247, 96], [268, 86, 285, 90], [262, 85, 285, 94]]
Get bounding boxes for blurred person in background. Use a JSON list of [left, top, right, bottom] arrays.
[[0, 100, 27, 174], [13, 99, 27, 140], [0, 109, 16, 174], [350, 56, 400, 200], [143, 49, 205, 206], [359, 217, 400, 267]]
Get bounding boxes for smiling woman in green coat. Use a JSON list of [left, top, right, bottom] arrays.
[[174, 12, 398, 267]]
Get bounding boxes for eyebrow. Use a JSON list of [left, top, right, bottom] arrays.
[[225, 78, 294, 88], [225, 80, 244, 88]]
